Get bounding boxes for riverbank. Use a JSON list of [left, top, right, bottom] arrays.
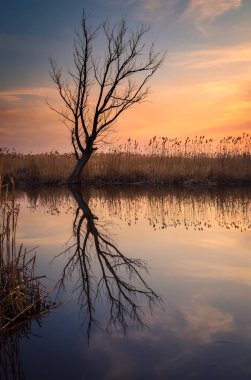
[[2, 151, 251, 187]]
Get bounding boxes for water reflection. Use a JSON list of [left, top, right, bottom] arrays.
[[21, 186, 251, 232], [0, 333, 25, 380], [9, 186, 251, 379], [55, 186, 161, 339], [0, 317, 44, 380]]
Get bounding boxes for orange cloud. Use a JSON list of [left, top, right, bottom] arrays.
[[117, 74, 251, 141], [0, 87, 71, 152], [172, 43, 251, 69]]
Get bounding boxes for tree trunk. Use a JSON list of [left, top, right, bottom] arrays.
[[68, 150, 92, 185]]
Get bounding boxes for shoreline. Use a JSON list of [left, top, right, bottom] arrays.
[[2, 149, 250, 188], [3, 175, 251, 189]]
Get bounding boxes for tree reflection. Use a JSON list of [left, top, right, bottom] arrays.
[[0, 333, 25, 380], [56, 186, 161, 340]]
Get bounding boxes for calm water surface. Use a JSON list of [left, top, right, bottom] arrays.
[[1, 186, 251, 380]]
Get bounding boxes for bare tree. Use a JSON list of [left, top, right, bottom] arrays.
[[49, 10, 165, 184]]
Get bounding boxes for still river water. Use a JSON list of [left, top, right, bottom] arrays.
[[2, 186, 251, 380]]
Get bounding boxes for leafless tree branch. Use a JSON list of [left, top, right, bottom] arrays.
[[49, 10, 166, 183]]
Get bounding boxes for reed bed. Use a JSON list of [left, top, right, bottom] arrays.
[[1, 133, 251, 185], [0, 179, 56, 336]]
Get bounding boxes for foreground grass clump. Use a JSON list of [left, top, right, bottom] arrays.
[[0, 181, 56, 335], [1, 133, 251, 185]]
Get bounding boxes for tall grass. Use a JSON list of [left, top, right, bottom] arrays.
[[0, 178, 56, 336], [1, 133, 251, 185]]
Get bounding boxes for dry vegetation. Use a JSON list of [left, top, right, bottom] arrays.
[[1, 133, 251, 186], [0, 177, 56, 336]]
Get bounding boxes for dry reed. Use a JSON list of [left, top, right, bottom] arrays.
[[0, 178, 56, 336], [1, 133, 250, 185]]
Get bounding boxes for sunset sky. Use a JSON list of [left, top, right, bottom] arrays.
[[0, 0, 251, 152]]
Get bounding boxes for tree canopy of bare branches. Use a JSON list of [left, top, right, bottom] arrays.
[[49, 10, 165, 184]]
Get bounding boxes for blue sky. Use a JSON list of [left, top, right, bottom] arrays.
[[0, 0, 251, 152]]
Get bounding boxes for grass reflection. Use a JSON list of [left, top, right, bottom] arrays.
[[21, 186, 251, 232], [0, 332, 25, 380]]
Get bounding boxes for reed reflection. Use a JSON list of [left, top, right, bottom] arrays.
[[0, 333, 25, 380], [56, 186, 161, 339], [0, 318, 45, 380], [22, 187, 251, 233]]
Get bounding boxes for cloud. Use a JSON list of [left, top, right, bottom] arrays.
[[180, 301, 234, 344], [108, 0, 187, 22], [185, 0, 242, 32], [195, 120, 251, 137], [135, 0, 179, 21], [171, 43, 251, 69], [0, 86, 70, 153], [108, 0, 242, 26]]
